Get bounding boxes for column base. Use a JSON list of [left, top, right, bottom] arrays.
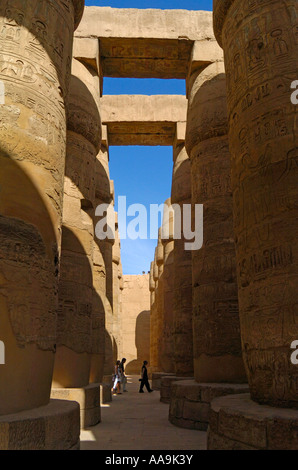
[[51, 383, 101, 429], [100, 383, 112, 404], [208, 393, 298, 450], [161, 376, 194, 404], [0, 399, 80, 450], [152, 372, 175, 391], [169, 380, 249, 431]]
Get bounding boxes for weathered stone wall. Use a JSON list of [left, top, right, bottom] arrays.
[[120, 275, 151, 374]]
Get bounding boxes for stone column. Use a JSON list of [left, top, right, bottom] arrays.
[[0, 0, 84, 449], [51, 57, 102, 428], [169, 61, 249, 429], [160, 198, 175, 373], [90, 241, 106, 384], [159, 138, 194, 402], [206, 0, 298, 449], [213, 0, 298, 408], [171, 139, 194, 377], [150, 250, 160, 374], [52, 58, 101, 388], [156, 227, 164, 370], [186, 62, 246, 384], [92, 126, 114, 400]]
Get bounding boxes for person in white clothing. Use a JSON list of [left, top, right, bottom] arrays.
[[112, 360, 122, 395]]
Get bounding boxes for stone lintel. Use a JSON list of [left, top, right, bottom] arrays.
[[76, 7, 214, 41], [100, 95, 187, 146], [75, 7, 215, 79]]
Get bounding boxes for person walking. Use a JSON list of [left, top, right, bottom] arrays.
[[139, 360, 153, 393], [119, 358, 128, 392], [112, 360, 122, 395]]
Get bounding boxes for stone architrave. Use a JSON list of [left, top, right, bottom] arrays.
[[213, 0, 298, 409], [0, 0, 84, 417]]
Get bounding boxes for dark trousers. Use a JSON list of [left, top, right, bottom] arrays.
[[139, 378, 151, 392]]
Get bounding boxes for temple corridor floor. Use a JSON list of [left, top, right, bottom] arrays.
[[80, 376, 207, 450]]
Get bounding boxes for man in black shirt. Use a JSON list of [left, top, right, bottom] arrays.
[[139, 360, 153, 393], [119, 358, 127, 392]]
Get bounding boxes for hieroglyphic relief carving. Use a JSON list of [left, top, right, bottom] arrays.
[[185, 61, 246, 383], [213, 0, 298, 407]]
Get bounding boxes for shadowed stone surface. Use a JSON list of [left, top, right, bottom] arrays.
[[208, 393, 298, 450], [169, 380, 249, 431], [171, 142, 193, 377], [0, 400, 80, 450]]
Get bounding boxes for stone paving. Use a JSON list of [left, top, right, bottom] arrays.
[[80, 376, 207, 450]]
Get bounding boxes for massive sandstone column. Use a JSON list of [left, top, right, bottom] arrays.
[[169, 63, 250, 428], [186, 62, 246, 384], [159, 141, 194, 402], [52, 58, 101, 389], [213, 0, 298, 409], [150, 250, 160, 373], [149, 261, 157, 373], [112, 217, 121, 361], [0, 0, 84, 417], [90, 239, 106, 384], [171, 141, 194, 377], [160, 199, 175, 373], [156, 228, 164, 370], [94, 129, 114, 384]]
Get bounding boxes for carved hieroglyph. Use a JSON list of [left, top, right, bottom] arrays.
[[171, 143, 194, 377], [0, 0, 84, 415], [53, 57, 101, 388], [213, 0, 298, 407], [186, 61, 246, 384]]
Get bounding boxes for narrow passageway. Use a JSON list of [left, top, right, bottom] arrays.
[[80, 376, 207, 450]]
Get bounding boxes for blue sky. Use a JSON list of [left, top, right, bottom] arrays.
[[86, 0, 213, 274]]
